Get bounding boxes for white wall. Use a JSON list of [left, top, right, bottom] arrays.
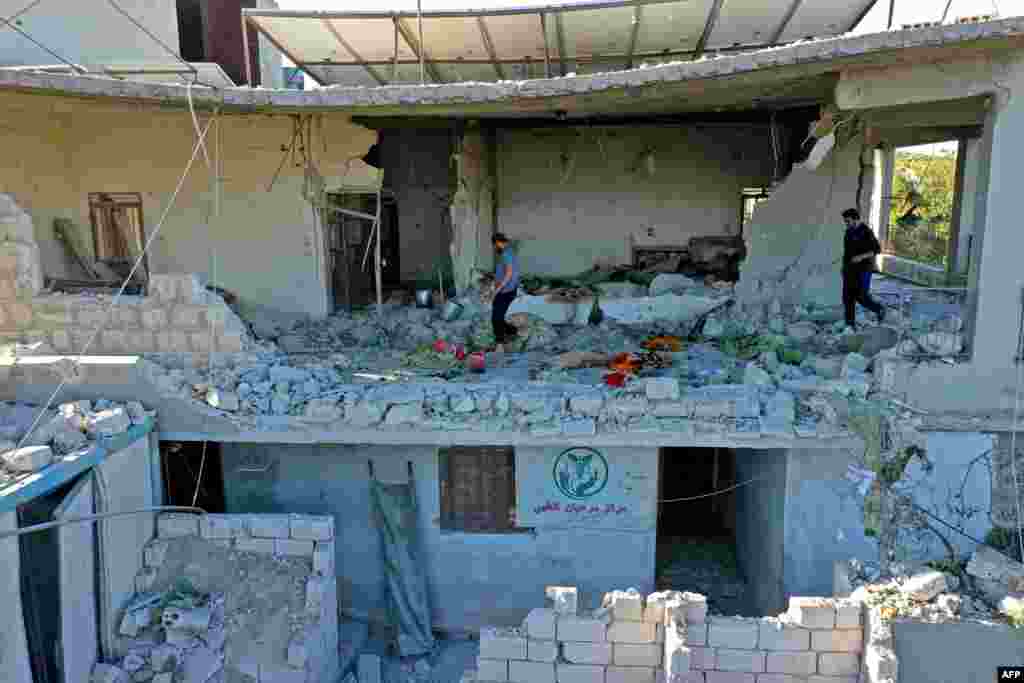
[[497, 125, 773, 276], [0, 92, 377, 317], [0, 0, 180, 68]]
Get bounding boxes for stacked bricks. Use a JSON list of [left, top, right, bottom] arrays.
[[148, 512, 339, 683], [472, 590, 864, 683], [0, 273, 247, 353]]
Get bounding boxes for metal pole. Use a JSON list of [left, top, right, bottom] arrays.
[[417, 0, 425, 84], [241, 14, 253, 86], [887, 0, 896, 29], [0, 506, 206, 540], [393, 16, 399, 82]]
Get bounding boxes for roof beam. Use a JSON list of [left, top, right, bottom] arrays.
[[321, 18, 387, 85], [395, 16, 445, 83], [693, 0, 725, 58], [626, 5, 643, 69], [769, 0, 804, 44], [476, 17, 507, 81], [249, 17, 325, 86], [554, 11, 568, 77]]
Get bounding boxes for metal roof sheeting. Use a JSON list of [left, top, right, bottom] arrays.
[[244, 0, 878, 86]]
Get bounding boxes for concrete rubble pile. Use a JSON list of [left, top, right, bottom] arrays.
[[0, 399, 150, 484], [95, 512, 339, 683], [464, 585, 866, 683]]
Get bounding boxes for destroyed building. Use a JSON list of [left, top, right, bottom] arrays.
[[3, 1, 1024, 682]]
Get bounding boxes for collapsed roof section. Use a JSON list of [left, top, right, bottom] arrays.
[[242, 0, 878, 86], [0, 16, 1020, 120]]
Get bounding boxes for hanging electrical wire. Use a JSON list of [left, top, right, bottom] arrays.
[[105, 0, 197, 78], [0, 11, 85, 73], [1008, 287, 1024, 562]]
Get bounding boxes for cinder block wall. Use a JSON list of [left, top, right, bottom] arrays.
[[474, 589, 865, 683], [0, 274, 248, 353]]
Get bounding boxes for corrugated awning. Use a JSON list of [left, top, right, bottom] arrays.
[[244, 0, 879, 87]]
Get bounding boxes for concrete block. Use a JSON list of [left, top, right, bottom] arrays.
[[313, 540, 335, 575], [359, 654, 382, 683], [602, 589, 644, 622], [613, 644, 660, 667], [144, 539, 170, 568], [134, 567, 158, 593], [275, 539, 315, 557], [817, 653, 859, 676], [235, 537, 275, 554], [608, 621, 656, 644], [680, 593, 707, 623], [290, 514, 334, 541], [606, 666, 656, 683], [715, 649, 764, 673], [686, 622, 708, 646], [199, 514, 245, 539], [559, 616, 608, 642], [528, 640, 558, 663], [757, 619, 809, 650], [510, 660, 555, 683], [156, 330, 190, 352], [480, 628, 527, 660], [756, 676, 809, 683], [555, 663, 603, 683], [546, 586, 578, 616], [765, 651, 816, 675], [643, 592, 675, 624], [152, 674, 173, 683], [810, 630, 862, 653], [288, 633, 309, 668], [806, 678, 858, 683], [170, 304, 205, 328], [140, 307, 168, 329], [246, 514, 291, 538], [708, 618, 758, 649], [863, 645, 897, 680], [259, 667, 305, 683], [305, 577, 327, 612], [524, 608, 557, 640], [787, 598, 836, 630], [562, 642, 612, 665], [1, 445, 52, 472], [690, 647, 714, 670], [477, 659, 509, 682], [92, 663, 130, 683], [646, 378, 680, 401], [899, 570, 948, 601], [150, 645, 179, 673], [833, 600, 861, 629], [703, 673, 754, 683]]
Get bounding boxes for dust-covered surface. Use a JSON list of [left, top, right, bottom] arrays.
[[655, 536, 750, 617], [101, 535, 318, 683]]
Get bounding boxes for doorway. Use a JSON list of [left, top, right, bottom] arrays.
[[327, 193, 400, 310], [656, 448, 750, 615], [160, 441, 226, 512]]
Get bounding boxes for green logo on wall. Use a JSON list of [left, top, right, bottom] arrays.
[[553, 447, 609, 500]]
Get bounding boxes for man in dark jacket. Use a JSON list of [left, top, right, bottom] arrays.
[[841, 208, 885, 330]]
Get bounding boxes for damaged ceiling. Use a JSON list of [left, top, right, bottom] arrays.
[[243, 0, 878, 86]]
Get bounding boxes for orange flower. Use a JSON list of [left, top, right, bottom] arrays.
[[642, 335, 683, 352], [609, 352, 642, 374]]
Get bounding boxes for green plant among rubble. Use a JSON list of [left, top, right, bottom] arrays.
[[158, 578, 206, 610]]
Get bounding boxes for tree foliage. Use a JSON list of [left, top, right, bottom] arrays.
[[888, 150, 957, 267]]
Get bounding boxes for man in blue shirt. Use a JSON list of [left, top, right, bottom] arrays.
[[491, 232, 520, 352]]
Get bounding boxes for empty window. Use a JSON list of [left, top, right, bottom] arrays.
[[740, 188, 769, 235], [439, 446, 521, 533], [88, 193, 145, 263]]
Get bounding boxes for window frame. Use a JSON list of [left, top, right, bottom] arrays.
[[438, 446, 529, 534], [87, 192, 147, 266]]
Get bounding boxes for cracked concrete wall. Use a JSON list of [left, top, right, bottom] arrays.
[[380, 127, 455, 282], [736, 130, 869, 311], [0, 0, 179, 70], [219, 443, 656, 632], [496, 125, 773, 276], [450, 123, 495, 294], [0, 92, 376, 317]]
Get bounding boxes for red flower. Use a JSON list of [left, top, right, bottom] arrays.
[[604, 372, 627, 387], [433, 339, 449, 353]]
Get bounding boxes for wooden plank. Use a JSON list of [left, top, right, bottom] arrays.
[[693, 0, 725, 58], [477, 17, 507, 81], [322, 18, 388, 85]]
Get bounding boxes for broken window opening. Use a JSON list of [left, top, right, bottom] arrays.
[[438, 446, 526, 533], [87, 192, 149, 283], [885, 142, 958, 271], [160, 441, 227, 513]]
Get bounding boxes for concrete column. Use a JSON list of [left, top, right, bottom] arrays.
[[872, 146, 895, 246], [954, 137, 983, 274], [0, 511, 33, 683], [946, 139, 968, 274], [449, 122, 496, 294]]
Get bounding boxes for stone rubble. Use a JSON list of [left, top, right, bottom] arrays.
[[0, 399, 152, 486]]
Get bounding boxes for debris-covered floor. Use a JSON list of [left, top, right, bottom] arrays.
[[655, 536, 750, 617]]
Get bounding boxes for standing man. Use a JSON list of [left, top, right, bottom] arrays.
[[491, 232, 520, 353], [841, 208, 885, 330]]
